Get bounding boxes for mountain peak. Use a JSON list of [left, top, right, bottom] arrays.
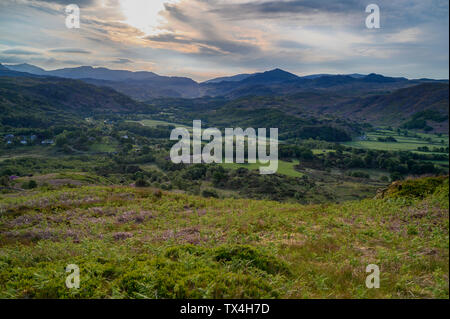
[[266, 68, 295, 75], [363, 73, 407, 83], [268, 68, 286, 72], [243, 68, 299, 84]]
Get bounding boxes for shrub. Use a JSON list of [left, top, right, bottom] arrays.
[[214, 245, 291, 275], [28, 180, 38, 189], [383, 176, 448, 199], [135, 179, 149, 187], [202, 189, 219, 198]]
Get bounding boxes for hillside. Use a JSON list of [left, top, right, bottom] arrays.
[[0, 75, 150, 128], [0, 176, 447, 298], [325, 83, 449, 132], [188, 83, 448, 133]]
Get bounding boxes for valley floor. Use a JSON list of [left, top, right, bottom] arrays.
[[0, 177, 448, 299]]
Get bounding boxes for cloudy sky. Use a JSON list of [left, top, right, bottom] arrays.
[[0, 0, 448, 81]]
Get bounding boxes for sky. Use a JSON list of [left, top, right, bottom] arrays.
[[0, 0, 448, 81]]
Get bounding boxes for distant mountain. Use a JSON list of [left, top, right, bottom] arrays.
[[362, 73, 408, 83], [48, 66, 161, 81], [301, 73, 365, 79], [4, 64, 201, 99], [205, 72, 366, 83], [203, 74, 251, 84], [0, 65, 45, 78], [5, 64, 160, 81], [199, 72, 420, 98], [348, 73, 366, 79], [2, 63, 447, 102], [5, 63, 48, 75], [241, 68, 299, 84]]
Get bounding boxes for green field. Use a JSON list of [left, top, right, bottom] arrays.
[[221, 160, 303, 177], [89, 143, 117, 153], [134, 119, 191, 130], [343, 129, 449, 153]]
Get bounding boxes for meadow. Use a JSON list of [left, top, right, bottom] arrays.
[[0, 176, 448, 299], [343, 129, 449, 153], [221, 160, 303, 178]]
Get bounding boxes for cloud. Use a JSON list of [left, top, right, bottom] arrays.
[[35, 0, 99, 6], [142, 1, 262, 57], [49, 48, 92, 54], [0, 0, 448, 79], [112, 58, 133, 64], [209, 0, 362, 17], [2, 48, 40, 55]]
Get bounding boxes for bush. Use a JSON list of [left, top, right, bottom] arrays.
[[202, 189, 219, 198], [28, 180, 38, 189], [135, 179, 149, 187], [349, 171, 370, 179], [0, 175, 10, 187], [383, 176, 448, 199], [214, 245, 291, 275]]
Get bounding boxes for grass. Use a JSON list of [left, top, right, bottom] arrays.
[[0, 177, 448, 299], [89, 143, 117, 153], [221, 160, 303, 177], [343, 129, 449, 153], [0, 145, 52, 162], [312, 149, 336, 155], [132, 119, 191, 130], [346, 168, 390, 180]]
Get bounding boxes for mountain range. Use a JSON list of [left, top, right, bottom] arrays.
[[1, 62, 448, 132], [4, 63, 447, 101]]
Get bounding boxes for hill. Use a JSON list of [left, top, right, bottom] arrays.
[[0, 176, 447, 298], [324, 83, 449, 132], [191, 82, 448, 133], [0, 75, 149, 128]]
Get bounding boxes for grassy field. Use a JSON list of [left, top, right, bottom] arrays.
[[343, 129, 449, 153], [0, 177, 448, 299], [89, 143, 117, 153], [0, 145, 53, 162], [133, 119, 191, 130], [346, 168, 390, 180], [221, 160, 303, 177]]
